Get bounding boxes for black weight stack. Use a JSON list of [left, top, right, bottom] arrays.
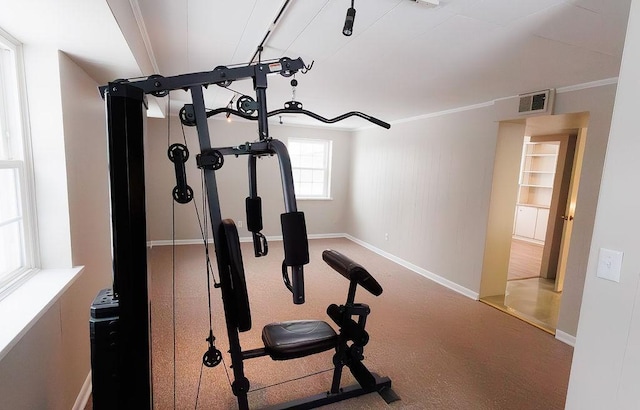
[[90, 288, 120, 408]]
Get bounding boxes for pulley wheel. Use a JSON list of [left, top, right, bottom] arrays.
[[279, 57, 294, 77], [203, 347, 222, 367], [207, 150, 224, 170], [179, 106, 196, 126], [149, 74, 169, 97], [172, 185, 194, 204], [236, 95, 256, 115], [167, 143, 189, 162], [214, 66, 233, 88]]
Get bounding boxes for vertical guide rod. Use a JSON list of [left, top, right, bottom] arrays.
[[189, 86, 222, 240], [189, 85, 250, 409], [254, 67, 269, 141]]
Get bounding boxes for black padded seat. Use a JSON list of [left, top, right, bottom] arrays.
[[262, 320, 337, 360]]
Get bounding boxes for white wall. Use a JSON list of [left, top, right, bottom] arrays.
[[145, 118, 352, 242], [347, 83, 617, 336], [0, 51, 112, 409], [566, 0, 640, 407]]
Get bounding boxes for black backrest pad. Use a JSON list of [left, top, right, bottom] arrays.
[[322, 249, 383, 296], [221, 219, 252, 332]]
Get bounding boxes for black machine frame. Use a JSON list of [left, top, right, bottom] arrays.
[[96, 56, 393, 409]]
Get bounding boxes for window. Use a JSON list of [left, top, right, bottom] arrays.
[[0, 30, 36, 299], [288, 138, 332, 199]]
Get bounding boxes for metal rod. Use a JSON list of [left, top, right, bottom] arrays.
[[99, 58, 306, 97], [200, 107, 391, 129], [248, 0, 292, 64]]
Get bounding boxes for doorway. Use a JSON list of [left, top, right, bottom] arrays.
[[480, 113, 587, 334]]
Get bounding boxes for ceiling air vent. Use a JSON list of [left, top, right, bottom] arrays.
[[412, 0, 440, 7], [518, 89, 555, 116]]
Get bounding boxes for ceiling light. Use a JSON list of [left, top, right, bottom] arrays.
[[343, 1, 356, 36]]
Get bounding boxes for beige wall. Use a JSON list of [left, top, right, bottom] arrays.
[[348, 105, 499, 293], [552, 87, 618, 336], [479, 121, 526, 297], [145, 118, 352, 242], [566, 0, 640, 407], [59, 51, 113, 406], [0, 51, 112, 409], [23, 46, 72, 268], [347, 83, 616, 337]]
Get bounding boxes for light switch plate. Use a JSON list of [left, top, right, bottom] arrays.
[[596, 248, 623, 282]]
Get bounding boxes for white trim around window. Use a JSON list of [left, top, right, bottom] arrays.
[[0, 28, 39, 301], [287, 137, 333, 200]]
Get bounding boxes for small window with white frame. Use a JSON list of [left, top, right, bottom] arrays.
[[288, 138, 332, 199], [0, 28, 37, 299]]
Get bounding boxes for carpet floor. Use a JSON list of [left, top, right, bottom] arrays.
[[122, 237, 573, 409]]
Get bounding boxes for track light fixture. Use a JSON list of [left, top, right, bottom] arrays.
[[225, 95, 236, 122], [225, 100, 233, 122], [343, 0, 356, 36]]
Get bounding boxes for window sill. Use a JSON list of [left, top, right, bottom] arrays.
[[0, 266, 84, 362], [297, 197, 333, 201]]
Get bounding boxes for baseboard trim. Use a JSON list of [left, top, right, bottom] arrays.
[[72, 371, 92, 410], [343, 234, 479, 300], [147, 234, 479, 300], [147, 233, 345, 248], [308, 233, 347, 240], [555, 330, 576, 347]]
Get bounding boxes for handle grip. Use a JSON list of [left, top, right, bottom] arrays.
[[365, 115, 391, 129], [168, 143, 193, 204]]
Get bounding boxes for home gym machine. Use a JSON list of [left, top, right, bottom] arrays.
[[91, 56, 395, 409]]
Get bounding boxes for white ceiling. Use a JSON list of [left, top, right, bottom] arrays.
[[0, 0, 632, 129]]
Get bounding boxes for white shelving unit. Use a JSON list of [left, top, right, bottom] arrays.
[[513, 140, 559, 243]]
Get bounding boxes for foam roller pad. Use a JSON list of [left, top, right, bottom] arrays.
[[245, 197, 263, 232], [281, 212, 310, 266]]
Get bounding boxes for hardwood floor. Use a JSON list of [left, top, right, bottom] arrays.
[[507, 239, 543, 280], [482, 238, 561, 334], [484, 278, 561, 334]]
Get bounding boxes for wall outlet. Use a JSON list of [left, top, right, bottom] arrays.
[[384, 233, 389, 241], [596, 248, 623, 282], [237, 220, 244, 228]]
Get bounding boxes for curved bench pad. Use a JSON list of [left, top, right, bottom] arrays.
[[322, 250, 383, 296]]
